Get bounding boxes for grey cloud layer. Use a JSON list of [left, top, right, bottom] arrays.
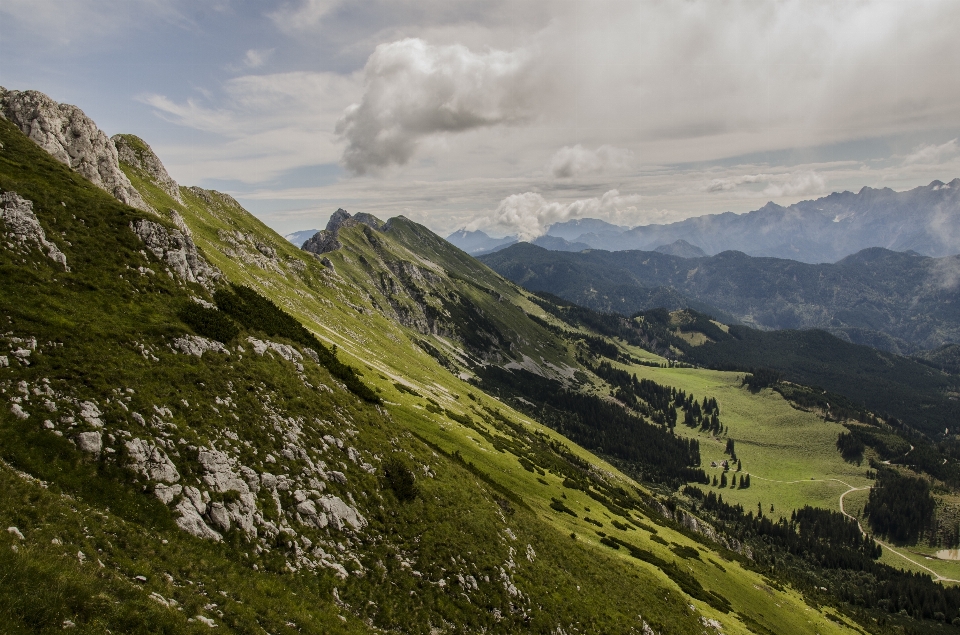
[[335, 38, 535, 175]]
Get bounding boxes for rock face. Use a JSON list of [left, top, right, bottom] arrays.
[[112, 134, 183, 203], [125, 438, 180, 483], [172, 335, 229, 357], [0, 191, 69, 270], [197, 449, 258, 537], [301, 208, 385, 256], [130, 219, 221, 289], [0, 87, 151, 213], [76, 431, 102, 454]]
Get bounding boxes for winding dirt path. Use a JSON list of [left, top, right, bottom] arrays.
[[750, 474, 960, 583]]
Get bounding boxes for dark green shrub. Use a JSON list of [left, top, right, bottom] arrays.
[[382, 457, 418, 502], [178, 302, 239, 343], [215, 284, 380, 402]]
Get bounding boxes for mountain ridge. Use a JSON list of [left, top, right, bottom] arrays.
[[480, 242, 960, 354], [523, 182, 960, 263]]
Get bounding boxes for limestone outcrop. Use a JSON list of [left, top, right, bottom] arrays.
[[112, 134, 183, 203], [130, 219, 221, 289], [0, 191, 69, 270], [0, 87, 151, 213]]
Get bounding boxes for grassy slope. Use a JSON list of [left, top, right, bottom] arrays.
[[0, 116, 870, 633]]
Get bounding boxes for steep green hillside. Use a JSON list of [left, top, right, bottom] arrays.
[[3, 100, 958, 634]]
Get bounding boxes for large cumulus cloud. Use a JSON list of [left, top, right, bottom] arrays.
[[335, 38, 535, 175], [478, 189, 642, 241]]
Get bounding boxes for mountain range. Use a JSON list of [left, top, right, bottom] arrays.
[[446, 182, 960, 264], [480, 242, 960, 354]]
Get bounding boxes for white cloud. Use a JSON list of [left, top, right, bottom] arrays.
[[243, 49, 273, 69], [477, 189, 642, 241], [903, 138, 959, 165], [268, 0, 341, 34], [762, 171, 826, 198], [700, 171, 825, 198], [702, 174, 768, 193], [549, 144, 633, 178], [139, 71, 362, 183], [335, 38, 535, 175]]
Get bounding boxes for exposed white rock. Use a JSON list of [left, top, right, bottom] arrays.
[[0, 88, 151, 213], [172, 335, 229, 357], [347, 447, 361, 463], [154, 483, 182, 505], [7, 526, 24, 540], [246, 337, 304, 370], [175, 498, 221, 542], [197, 449, 258, 537], [112, 134, 183, 203], [183, 486, 208, 515], [10, 403, 28, 419], [125, 438, 180, 483], [208, 502, 231, 533], [76, 431, 102, 454], [260, 472, 278, 490], [317, 495, 366, 531], [130, 219, 221, 289], [79, 401, 103, 427], [0, 191, 69, 269]]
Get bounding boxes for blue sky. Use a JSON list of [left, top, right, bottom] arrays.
[[2, 0, 960, 239]]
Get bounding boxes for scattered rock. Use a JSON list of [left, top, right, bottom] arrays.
[[7, 527, 24, 540], [130, 219, 221, 289], [76, 431, 102, 454], [125, 438, 180, 483], [317, 495, 366, 531], [154, 483, 182, 505], [175, 497, 222, 542], [10, 403, 28, 419], [172, 335, 229, 357], [79, 401, 103, 427], [0, 191, 69, 269]]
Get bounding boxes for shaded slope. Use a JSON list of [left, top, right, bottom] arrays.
[[481, 242, 960, 353]]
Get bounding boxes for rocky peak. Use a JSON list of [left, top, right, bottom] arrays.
[[0, 87, 151, 214], [112, 134, 183, 203], [325, 208, 352, 233], [304, 209, 385, 257]]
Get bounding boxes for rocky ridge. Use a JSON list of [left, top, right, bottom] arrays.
[[0, 87, 151, 213], [113, 134, 183, 203]]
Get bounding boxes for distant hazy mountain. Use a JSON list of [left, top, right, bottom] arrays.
[[654, 239, 707, 258], [531, 235, 591, 251], [446, 229, 517, 255], [545, 218, 630, 241], [554, 180, 960, 263], [480, 243, 960, 354], [284, 229, 320, 247]]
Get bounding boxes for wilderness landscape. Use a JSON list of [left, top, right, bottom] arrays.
[[3, 2, 960, 634]]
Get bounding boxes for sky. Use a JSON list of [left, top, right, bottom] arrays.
[[2, 0, 960, 240]]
